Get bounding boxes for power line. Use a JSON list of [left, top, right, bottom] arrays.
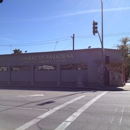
[[64, 42, 72, 50], [76, 32, 130, 38], [0, 37, 71, 47], [54, 41, 58, 51], [0, 32, 130, 47]]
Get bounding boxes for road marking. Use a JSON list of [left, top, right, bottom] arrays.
[[110, 107, 118, 126], [0, 105, 11, 108], [119, 107, 124, 130], [0, 105, 48, 111], [55, 91, 108, 130], [18, 94, 44, 97], [15, 95, 85, 130], [16, 107, 48, 111]]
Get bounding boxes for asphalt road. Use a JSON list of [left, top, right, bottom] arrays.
[[0, 86, 130, 130]]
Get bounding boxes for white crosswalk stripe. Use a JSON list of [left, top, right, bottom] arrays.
[[15, 95, 86, 130], [55, 91, 107, 130], [18, 94, 44, 97], [15, 92, 107, 130]]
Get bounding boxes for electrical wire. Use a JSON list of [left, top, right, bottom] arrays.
[[76, 32, 130, 38], [0, 32, 130, 47], [54, 41, 58, 51], [0, 37, 71, 47], [64, 42, 72, 50]]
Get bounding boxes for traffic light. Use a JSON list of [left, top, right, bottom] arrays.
[[105, 55, 109, 64], [0, 0, 3, 3], [93, 20, 98, 35]]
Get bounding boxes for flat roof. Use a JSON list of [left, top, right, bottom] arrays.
[[0, 48, 120, 57]]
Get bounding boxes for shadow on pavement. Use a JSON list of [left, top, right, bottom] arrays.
[[0, 85, 128, 92]]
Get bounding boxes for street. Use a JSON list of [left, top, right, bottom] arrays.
[[0, 86, 130, 130]]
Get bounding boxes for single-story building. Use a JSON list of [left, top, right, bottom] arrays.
[[0, 48, 125, 88]]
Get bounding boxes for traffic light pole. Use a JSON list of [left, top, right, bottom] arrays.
[[97, 32, 102, 44], [101, 0, 104, 87], [93, 1, 104, 87], [97, 31, 104, 87]]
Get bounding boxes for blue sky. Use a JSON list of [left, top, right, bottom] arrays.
[[0, 0, 130, 54]]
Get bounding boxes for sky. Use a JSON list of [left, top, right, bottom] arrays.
[[0, 0, 130, 54]]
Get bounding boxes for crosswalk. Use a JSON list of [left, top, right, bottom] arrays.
[[1, 90, 129, 130], [15, 92, 107, 130], [55, 92, 107, 130]]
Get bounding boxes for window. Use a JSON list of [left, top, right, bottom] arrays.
[[11, 66, 31, 71], [0, 66, 8, 71], [34, 65, 56, 71], [61, 64, 87, 70]]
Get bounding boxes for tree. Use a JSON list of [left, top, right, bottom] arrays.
[[117, 37, 130, 79], [13, 49, 22, 54], [117, 37, 130, 59]]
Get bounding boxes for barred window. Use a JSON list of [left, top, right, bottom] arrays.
[[61, 64, 87, 70], [34, 65, 56, 71], [0, 66, 8, 71], [11, 66, 31, 71]]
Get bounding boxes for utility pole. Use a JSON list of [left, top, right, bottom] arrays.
[[71, 34, 75, 50]]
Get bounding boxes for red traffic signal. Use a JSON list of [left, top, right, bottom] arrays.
[[93, 21, 98, 35], [0, 0, 3, 3]]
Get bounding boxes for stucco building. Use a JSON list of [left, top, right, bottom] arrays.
[[0, 48, 125, 88]]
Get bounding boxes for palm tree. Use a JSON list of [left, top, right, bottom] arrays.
[[117, 37, 130, 59], [117, 37, 130, 80], [120, 37, 130, 45], [13, 49, 22, 54]]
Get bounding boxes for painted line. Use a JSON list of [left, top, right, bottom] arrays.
[[55, 91, 108, 130], [110, 107, 118, 125], [16, 107, 48, 111], [15, 95, 85, 130], [119, 107, 124, 130], [0, 105, 48, 111], [0, 105, 12, 108], [18, 94, 44, 98]]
